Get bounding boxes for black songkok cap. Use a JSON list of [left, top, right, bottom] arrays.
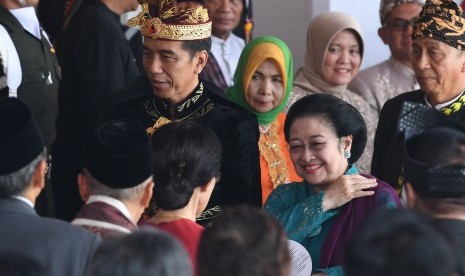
[[412, 0, 465, 50], [399, 101, 465, 198], [86, 119, 152, 189], [0, 98, 44, 175]]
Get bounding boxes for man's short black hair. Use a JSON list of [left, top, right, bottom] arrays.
[[181, 37, 212, 58]]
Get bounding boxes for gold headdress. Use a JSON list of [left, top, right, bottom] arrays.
[[128, 0, 211, 40], [413, 0, 465, 50]]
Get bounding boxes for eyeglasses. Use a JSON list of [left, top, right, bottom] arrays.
[[287, 137, 339, 154], [383, 18, 418, 32], [204, 0, 242, 6]]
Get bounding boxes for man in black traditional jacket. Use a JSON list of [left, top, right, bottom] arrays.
[[102, 0, 262, 224], [51, 0, 140, 220], [371, 0, 465, 201]]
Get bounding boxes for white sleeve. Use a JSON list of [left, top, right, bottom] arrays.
[[0, 24, 21, 97]]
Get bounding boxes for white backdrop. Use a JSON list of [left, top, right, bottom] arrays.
[[253, 0, 388, 72], [122, 0, 464, 73]]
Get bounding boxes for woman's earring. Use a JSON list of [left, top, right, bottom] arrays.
[[344, 150, 351, 159]]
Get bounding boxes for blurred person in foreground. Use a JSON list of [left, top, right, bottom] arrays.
[[398, 102, 465, 274], [345, 208, 459, 276], [0, 98, 100, 276], [87, 229, 192, 276], [198, 205, 290, 276], [72, 118, 154, 237]]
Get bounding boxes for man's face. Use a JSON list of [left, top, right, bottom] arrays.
[[142, 38, 207, 104], [378, 3, 423, 66], [412, 37, 465, 105], [204, 0, 243, 40]]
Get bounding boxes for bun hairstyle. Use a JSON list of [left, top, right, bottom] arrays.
[[151, 121, 222, 210], [284, 93, 367, 164]]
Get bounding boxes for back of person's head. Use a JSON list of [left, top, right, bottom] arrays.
[[84, 118, 153, 201], [151, 121, 221, 210], [198, 205, 290, 276], [284, 93, 367, 164], [0, 98, 46, 197], [345, 209, 458, 276], [404, 127, 465, 214], [0, 252, 46, 276], [87, 229, 192, 276]]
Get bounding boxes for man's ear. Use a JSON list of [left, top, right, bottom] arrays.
[[141, 181, 154, 208], [405, 182, 417, 209], [461, 52, 465, 73], [378, 27, 389, 45], [31, 160, 47, 191], [77, 172, 90, 202], [194, 50, 208, 74]]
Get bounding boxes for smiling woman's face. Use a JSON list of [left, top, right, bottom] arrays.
[[288, 116, 350, 189], [322, 29, 362, 86]]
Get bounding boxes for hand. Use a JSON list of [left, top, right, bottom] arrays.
[[322, 175, 377, 211]]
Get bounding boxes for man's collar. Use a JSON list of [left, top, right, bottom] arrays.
[[87, 195, 134, 223], [424, 89, 465, 115], [153, 81, 208, 120], [11, 195, 34, 208]]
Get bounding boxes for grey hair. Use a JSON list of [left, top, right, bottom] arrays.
[[0, 148, 47, 198], [84, 169, 152, 201]]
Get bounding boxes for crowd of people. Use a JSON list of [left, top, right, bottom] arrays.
[[2, 0, 465, 275]]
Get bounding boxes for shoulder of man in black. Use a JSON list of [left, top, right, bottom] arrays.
[[371, 89, 424, 182], [203, 80, 258, 121], [98, 76, 152, 122]]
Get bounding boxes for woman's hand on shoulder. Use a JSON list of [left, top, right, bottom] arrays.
[[322, 175, 377, 211]]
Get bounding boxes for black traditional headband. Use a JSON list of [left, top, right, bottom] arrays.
[[412, 0, 465, 50]]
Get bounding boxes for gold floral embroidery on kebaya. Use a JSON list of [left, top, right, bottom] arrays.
[[258, 120, 290, 189]]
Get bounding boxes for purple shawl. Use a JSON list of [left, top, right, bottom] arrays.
[[319, 174, 401, 267]]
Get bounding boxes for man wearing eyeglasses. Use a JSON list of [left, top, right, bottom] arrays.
[[371, 0, 465, 203], [349, 0, 424, 115]]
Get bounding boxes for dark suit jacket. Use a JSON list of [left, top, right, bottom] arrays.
[[372, 90, 465, 190], [0, 198, 100, 276]]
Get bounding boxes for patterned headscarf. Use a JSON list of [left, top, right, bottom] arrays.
[[227, 36, 293, 126], [413, 0, 465, 50], [379, 0, 426, 24]]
